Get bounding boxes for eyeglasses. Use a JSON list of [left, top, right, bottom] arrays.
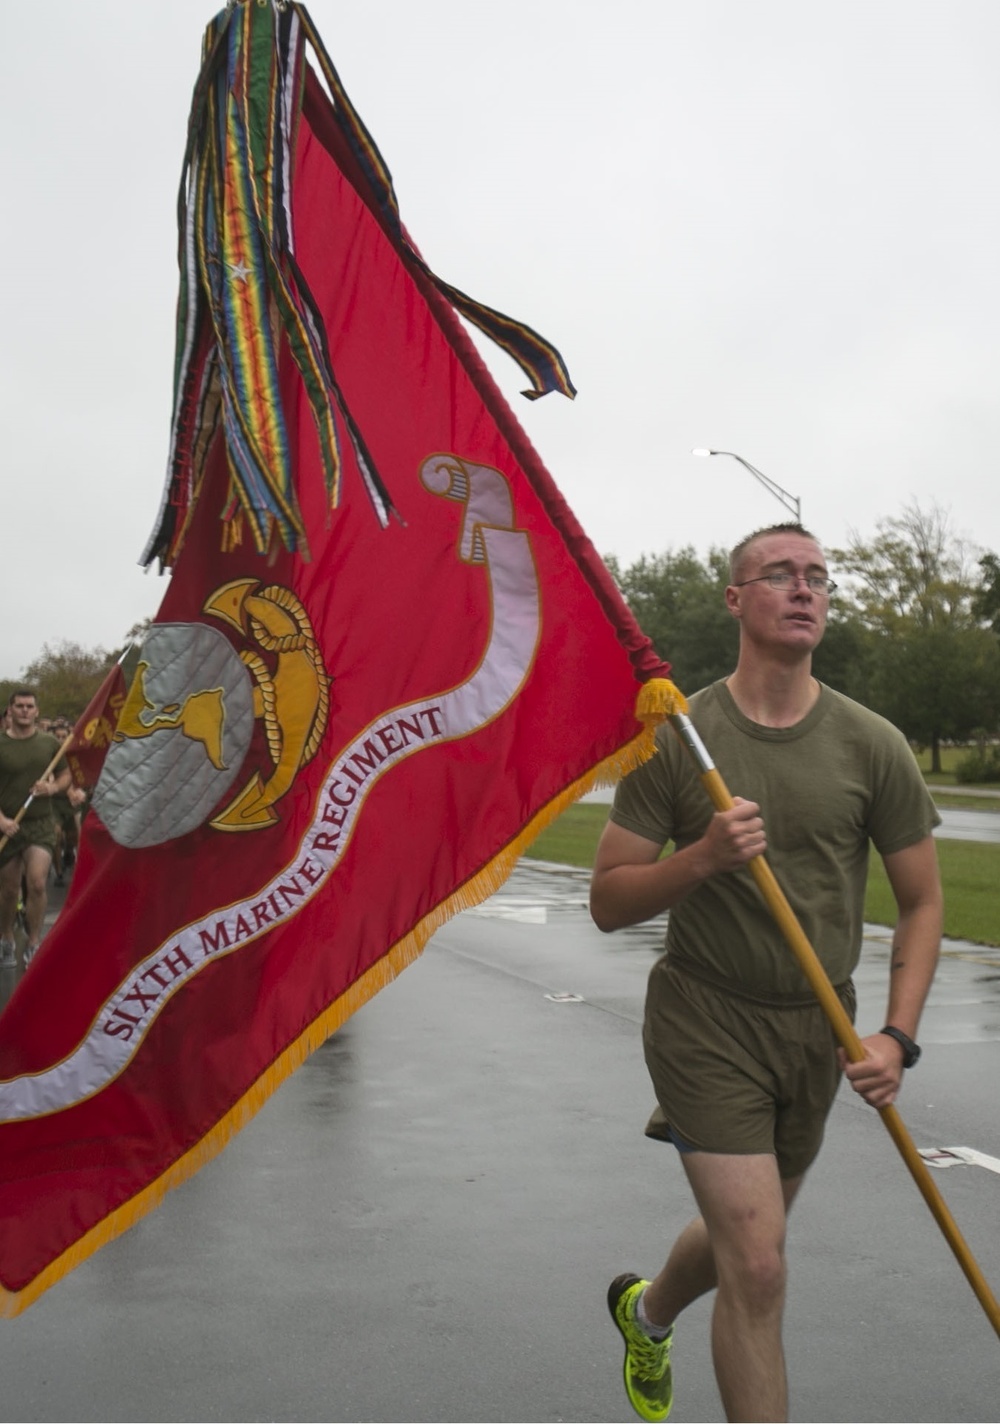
[[735, 571, 838, 596]]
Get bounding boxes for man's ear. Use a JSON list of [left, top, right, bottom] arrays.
[[725, 585, 742, 620]]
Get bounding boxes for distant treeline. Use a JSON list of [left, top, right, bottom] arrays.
[[7, 506, 1000, 781], [608, 503, 1000, 779]]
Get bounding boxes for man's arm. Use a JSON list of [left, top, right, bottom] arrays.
[[30, 766, 72, 798], [589, 798, 766, 932], [842, 834, 943, 1109]]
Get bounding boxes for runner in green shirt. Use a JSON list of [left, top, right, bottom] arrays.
[[591, 523, 942, 1424], [0, 690, 71, 967]]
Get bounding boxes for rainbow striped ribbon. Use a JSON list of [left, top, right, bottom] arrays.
[[144, 0, 574, 569]]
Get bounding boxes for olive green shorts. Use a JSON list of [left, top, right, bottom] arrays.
[[642, 958, 856, 1180], [0, 820, 58, 870]]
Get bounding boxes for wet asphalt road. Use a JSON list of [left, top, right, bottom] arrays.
[[1, 858, 999, 1422], [931, 807, 1000, 843]]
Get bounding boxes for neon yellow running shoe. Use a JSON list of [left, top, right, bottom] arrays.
[[607, 1273, 674, 1422]]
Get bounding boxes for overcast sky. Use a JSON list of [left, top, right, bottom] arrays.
[[2, 0, 998, 678]]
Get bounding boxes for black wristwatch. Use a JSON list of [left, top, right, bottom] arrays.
[[879, 1025, 921, 1068]]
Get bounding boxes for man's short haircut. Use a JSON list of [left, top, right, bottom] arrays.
[[729, 522, 822, 584], [8, 689, 37, 707]]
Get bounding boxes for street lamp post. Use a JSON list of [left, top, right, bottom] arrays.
[[692, 449, 801, 523]]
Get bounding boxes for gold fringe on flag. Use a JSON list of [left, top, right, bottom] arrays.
[[635, 677, 688, 724]]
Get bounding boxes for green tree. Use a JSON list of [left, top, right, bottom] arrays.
[[973, 552, 1000, 636], [607, 546, 737, 693], [830, 503, 1000, 770], [811, 608, 875, 702], [118, 618, 153, 654], [608, 545, 877, 701], [20, 641, 117, 722], [831, 502, 976, 632], [870, 626, 1000, 761]]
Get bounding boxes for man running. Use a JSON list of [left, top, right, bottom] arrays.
[[591, 522, 942, 1422], [0, 690, 71, 967]]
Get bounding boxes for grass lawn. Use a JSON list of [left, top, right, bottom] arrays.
[[930, 790, 1000, 811], [907, 742, 1000, 808], [914, 743, 1000, 790], [526, 803, 608, 869], [913, 745, 968, 778], [524, 802, 1000, 947], [863, 840, 1000, 946]]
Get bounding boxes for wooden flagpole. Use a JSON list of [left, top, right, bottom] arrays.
[[668, 706, 1000, 1341]]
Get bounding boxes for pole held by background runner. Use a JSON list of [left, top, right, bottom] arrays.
[[668, 706, 1000, 1342]]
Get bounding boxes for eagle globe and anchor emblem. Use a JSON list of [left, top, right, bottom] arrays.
[[92, 580, 330, 849], [93, 454, 538, 851], [0, 457, 544, 1130]]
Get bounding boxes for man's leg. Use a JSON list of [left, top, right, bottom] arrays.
[[53, 822, 65, 885], [642, 1165, 803, 1329], [64, 811, 79, 873], [0, 856, 21, 944], [645, 1153, 800, 1423], [21, 844, 53, 951]]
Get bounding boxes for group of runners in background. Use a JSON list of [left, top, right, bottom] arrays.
[[0, 691, 86, 970]]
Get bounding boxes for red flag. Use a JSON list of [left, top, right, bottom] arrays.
[[0, 5, 673, 1316], [62, 658, 129, 790]]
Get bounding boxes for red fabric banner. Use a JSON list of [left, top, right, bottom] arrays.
[[63, 660, 129, 790], [0, 21, 670, 1315]]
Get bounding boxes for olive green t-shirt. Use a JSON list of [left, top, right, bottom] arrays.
[[611, 681, 940, 998], [0, 731, 64, 829]]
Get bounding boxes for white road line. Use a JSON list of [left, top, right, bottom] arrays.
[[919, 1146, 1000, 1174]]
